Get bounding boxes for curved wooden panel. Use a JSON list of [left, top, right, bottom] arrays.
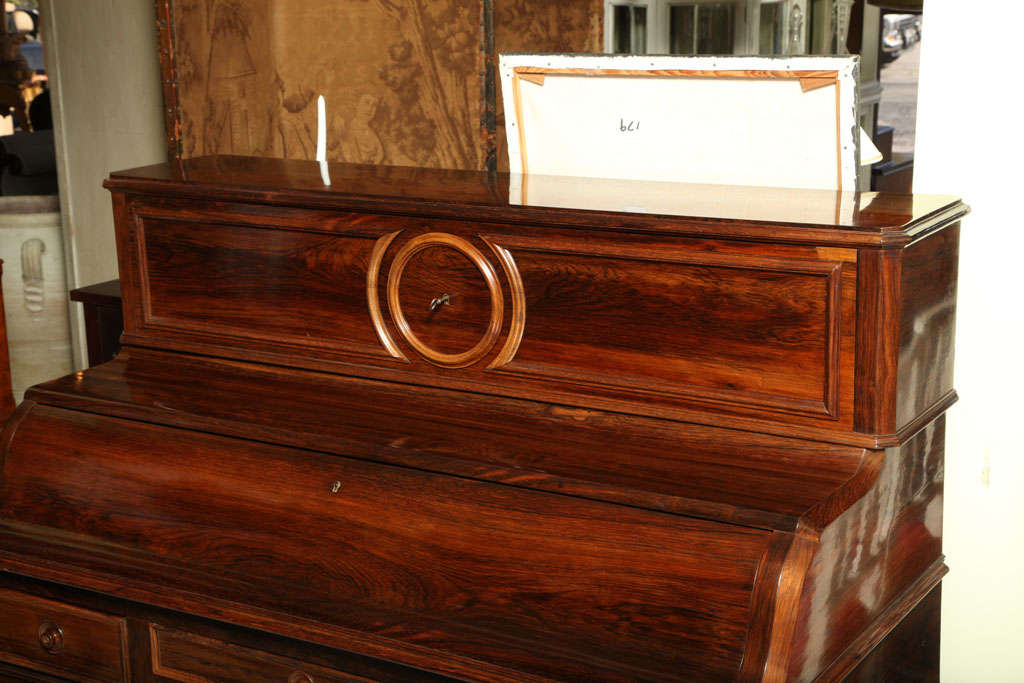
[[2, 406, 774, 682]]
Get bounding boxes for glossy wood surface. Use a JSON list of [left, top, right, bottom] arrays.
[[121, 199, 860, 433], [105, 158, 965, 449], [67, 279, 122, 308], [393, 240, 497, 358], [1, 403, 773, 681], [844, 585, 941, 683], [0, 572, 454, 683], [138, 213, 388, 355], [896, 226, 959, 430], [0, 588, 128, 682], [106, 156, 965, 245], [149, 626, 370, 683], [786, 417, 946, 681], [28, 348, 869, 532], [500, 236, 851, 418], [0, 158, 962, 681], [70, 279, 124, 368]]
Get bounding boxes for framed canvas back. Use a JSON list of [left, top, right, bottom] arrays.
[[500, 54, 861, 192]]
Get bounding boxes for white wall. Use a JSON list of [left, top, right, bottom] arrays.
[[40, 0, 166, 369], [914, 2, 1024, 681]]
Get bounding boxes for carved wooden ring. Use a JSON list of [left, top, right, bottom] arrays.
[[386, 233, 504, 368]]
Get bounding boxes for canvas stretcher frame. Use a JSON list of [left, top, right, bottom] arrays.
[[499, 54, 861, 194]]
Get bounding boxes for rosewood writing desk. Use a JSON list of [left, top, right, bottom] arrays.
[[0, 156, 965, 681]]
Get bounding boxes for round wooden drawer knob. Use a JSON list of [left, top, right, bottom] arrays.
[[37, 622, 64, 654], [288, 672, 314, 683]]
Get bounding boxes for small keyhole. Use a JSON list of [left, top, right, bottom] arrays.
[[330, 481, 341, 494]]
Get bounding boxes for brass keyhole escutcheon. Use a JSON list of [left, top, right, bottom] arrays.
[[429, 293, 451, 312], [330, 481, 341, 494], [38, 622, 64, 654]]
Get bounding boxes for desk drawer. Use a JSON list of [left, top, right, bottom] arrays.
[[0, 589, 127, 682], [3, 405, 774, 682], [149, 625, 368, 683], [121, 201, 857, 429]]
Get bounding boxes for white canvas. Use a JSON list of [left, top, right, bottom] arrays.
[[500, 54, 860, 193]]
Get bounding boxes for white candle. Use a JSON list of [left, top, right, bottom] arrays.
[[316, 95, 330, 186], [316, 95, 327, 163]]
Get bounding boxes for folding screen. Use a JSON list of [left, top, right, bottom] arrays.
[[155, 0, 602, 171]]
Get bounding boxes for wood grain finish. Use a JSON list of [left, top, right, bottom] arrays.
[[488, 234, 853, 419], [134, 209, 391, 361], [0, 588, 128, 682], [816, 562, 946, 682], [0, 573, 453, 683], [125, 200, 857, 426], [760, 534, 818, 683], [483, 239, 526, 368], [105, 156, 965, 247], [149, 625, 370, 683], [103, 158, 966, 445], [786, 417, 947, 681], [853, 247, 902, 434], [0, 156, 962, 681], [896, 225, 959, 431], [27, 348, 870, 532], [842, 584, 942, 683], [2, 404, 773, 682], [853, 226, 961, 436], [386, 232, 504, 366], [70, 280, 125, 368]]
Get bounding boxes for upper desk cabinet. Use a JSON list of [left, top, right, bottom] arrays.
[[0, 156, 964, 682], [105, 156, 964, 448]]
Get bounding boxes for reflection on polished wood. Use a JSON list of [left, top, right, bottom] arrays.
[[109, 155, 963, 244], [0, 156, 962, 681]]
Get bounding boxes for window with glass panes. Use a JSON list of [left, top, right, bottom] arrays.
[[605, 0, 791, 56]]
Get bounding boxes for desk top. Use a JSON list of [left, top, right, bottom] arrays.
[[106, 155, 966, 247]]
